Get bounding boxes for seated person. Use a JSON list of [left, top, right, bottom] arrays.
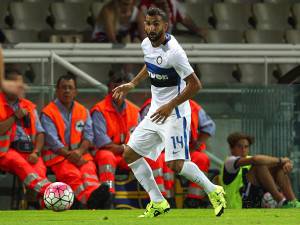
[[41, 73, 110, 209], [221, 132, 300, 208], [0, 68, 51, 207], [92, 0, 145, 43]]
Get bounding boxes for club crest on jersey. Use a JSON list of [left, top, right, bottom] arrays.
[[156, 56, 163, 65], [148, 71, 168, 80]]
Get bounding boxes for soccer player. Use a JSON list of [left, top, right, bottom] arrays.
[[113, 7, 226, 217]]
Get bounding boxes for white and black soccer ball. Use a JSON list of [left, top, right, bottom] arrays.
[[43, 182, 74, 211], [261, 192, 277, 208]]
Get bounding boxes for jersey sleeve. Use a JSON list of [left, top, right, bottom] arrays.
[[170, 49, 194, 80], [224, 156, 241, 174]]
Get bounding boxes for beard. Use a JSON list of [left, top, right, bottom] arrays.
[[147, 30, 163, 42]]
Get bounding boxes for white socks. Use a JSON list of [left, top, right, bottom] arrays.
[[128, 158, 165, 203], [179, 161, 216, 194], [277, 198, 287, 207]]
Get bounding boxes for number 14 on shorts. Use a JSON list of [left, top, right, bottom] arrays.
[[171, 136, 183, 149]]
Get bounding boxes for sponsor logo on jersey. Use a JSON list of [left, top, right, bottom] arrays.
[[148, 71, 168, 80]]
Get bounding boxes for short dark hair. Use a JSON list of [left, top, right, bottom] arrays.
[[56, 72, 77, 89], [4, 68, 23, 80], [146, 7, 168, 22], [107, 69, 130, 84], [227, 132, 254, 148]]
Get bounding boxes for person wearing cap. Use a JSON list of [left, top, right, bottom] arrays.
[[221, 132, 300, 209], [90, 70, 166, 208]]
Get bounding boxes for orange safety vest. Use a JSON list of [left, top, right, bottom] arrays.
[[42, 101, 93, 166], [140, 98, 152, 116], [190, 99, 206, 151], [90, 94, 140, 147], [0, 92, 36, 157]]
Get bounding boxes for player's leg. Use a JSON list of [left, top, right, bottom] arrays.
[[270, 166, 296, 201], [124, 118, 169, 217], [164, 116, 226, 216], [247, 165, 285, 203], [145, 156, 166, 196], [184, 151, 210, 208], [249, 165, 300, 207]]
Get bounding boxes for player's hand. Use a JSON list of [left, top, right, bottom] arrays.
[[112, 82, 135, 101], [67, 149, 83, 163], [150, 102, 175, 124], [58, 147, 70, 158], [282, 161, 293, 174], [14, 108, 28, 119], [27, 152, 39, 164], [281, 157, 291, 165], [2, 79, 26, 98]]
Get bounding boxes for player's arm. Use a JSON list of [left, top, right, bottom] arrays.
[[237, 155, 291, 168], [151, 73, 201, 123], [170, 73, 201, 109], [112, 64, 148, 101]]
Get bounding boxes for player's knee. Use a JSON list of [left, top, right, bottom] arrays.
[[166, 160, 184, 174], [122, 145, 141, 164]]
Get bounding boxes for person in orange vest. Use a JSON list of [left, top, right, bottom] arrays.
[[0, 69, 51, 207], [140, 98, 215, 208], [41, 73, 110, 209], [90, 70, 165, 208]]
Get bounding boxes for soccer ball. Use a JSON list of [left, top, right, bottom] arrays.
[[43, 182, 74, 211], [261, 192, 277, 208]]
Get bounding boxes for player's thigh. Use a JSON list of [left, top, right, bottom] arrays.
[[162, 116, 191, 162], [127, 118, 164, 160]]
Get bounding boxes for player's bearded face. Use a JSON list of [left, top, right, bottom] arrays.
[[147, 29, 163, 42], [145, 15, 165, 42]]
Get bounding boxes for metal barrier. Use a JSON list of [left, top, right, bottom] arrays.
[[2, 44, 300, 195]]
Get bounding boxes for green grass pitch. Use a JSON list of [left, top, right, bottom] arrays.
[[0, 209, 299, 225]]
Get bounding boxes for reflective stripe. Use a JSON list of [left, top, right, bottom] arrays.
[[70, 143, 80, 150], [103, 180, 114, 189], [188, 187, 206, 197], [83, 181, 99, 189], [83, 173, 98, 180], [164, 173, 174, 181], [74, 184, 85, 196], [0, 135, 9, 141], [98, 164, 115, 174], [157, 184, 165, 192], [33, 179, 50, 193], [23, 173, 39, 186], [42, 154, 57, 162], [152, 168, 163, 177], [0, 146, 9, 153]]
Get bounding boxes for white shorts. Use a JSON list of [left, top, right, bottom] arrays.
[[127, 115, 191, 162]]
